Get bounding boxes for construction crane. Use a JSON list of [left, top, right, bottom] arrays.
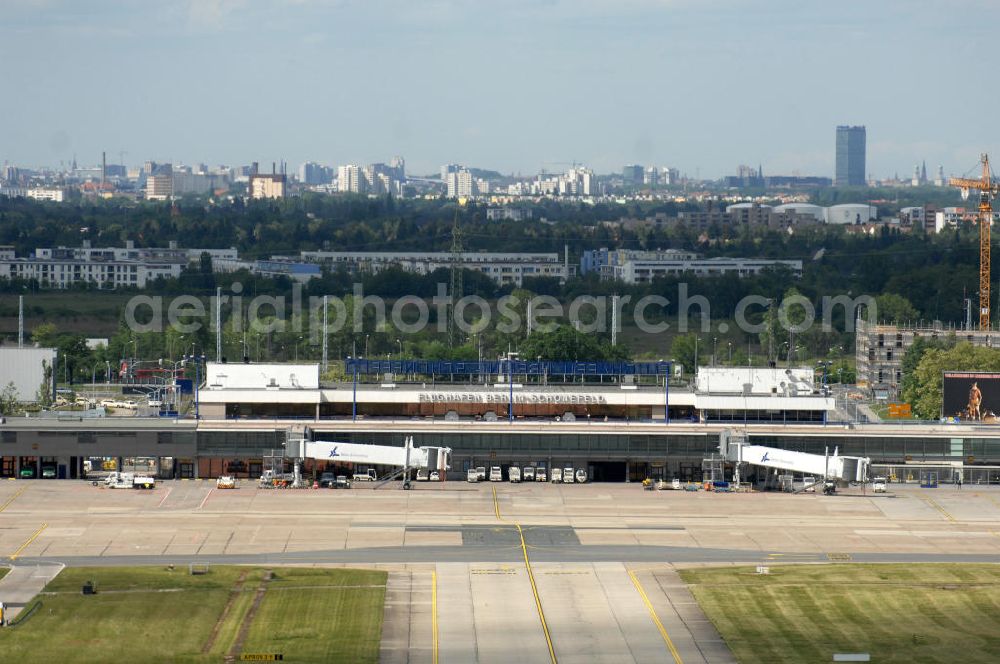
[[950, 154, 1000, 329]]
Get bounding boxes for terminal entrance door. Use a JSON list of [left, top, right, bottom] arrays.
[[589, 461, 626, 482]]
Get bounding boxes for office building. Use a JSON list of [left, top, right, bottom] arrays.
[[835, 125, 866, 186], [622, 164, 644, 186]]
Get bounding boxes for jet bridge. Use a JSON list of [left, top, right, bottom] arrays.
[[720, 430, 869, 487]]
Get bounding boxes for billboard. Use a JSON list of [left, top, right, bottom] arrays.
[[942, 372, 1000, 423]]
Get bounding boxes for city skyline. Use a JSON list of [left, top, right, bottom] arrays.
[[2, 1, 998, 178]]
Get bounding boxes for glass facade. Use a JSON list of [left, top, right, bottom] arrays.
[[835, 125, 866, 186]]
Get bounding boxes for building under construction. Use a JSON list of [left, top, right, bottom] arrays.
[[855, 318, 1000, 400]]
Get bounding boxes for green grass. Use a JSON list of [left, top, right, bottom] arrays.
[[681, 564, 1000, 664], [0, 567, 8, 581], [0, 566, 387, 664]]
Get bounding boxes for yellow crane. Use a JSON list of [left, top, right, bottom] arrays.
[[950, 154, 1000, 329]]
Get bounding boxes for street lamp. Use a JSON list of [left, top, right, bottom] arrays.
[[713, 337, 718, 367], [728, 341, 732, 364], [365, 334, 370, 358]]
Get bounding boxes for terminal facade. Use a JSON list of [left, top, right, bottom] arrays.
[[2, 361, 998, 482]]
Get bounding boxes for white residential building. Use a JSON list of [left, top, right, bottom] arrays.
[[296, 250, 570, 286], [337, 165, 363, 193], [446, 169, 476, 198], [609, 257, 803, 284]]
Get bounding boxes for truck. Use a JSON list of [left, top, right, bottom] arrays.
[[467, 468, 479, 483], [523, 467, 535, 481], [562, 467, 575, 483], [535, 468, 547, 482], [489, 466, 503, 482], [550, 468, 562, 483], [104, 472, 156, 490], [476, 466, 486, 481], [509, 466, 521, 483], [872, 476, 887, 493]]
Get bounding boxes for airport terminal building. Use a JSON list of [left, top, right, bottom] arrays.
[[2, 361, 999, 483]]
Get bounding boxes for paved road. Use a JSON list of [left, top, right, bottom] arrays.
[[0, 563, 64, 621]]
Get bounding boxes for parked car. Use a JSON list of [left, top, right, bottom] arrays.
[[319, 472, 337, 488], [19, 467, 35, 479], [41, 466, 56, 479], [333, 475, 352, 489], [430, 470, 440, 481], [575, 469, 587, 484]]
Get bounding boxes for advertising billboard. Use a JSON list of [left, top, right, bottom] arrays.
[[942, 372, 1000, 423]]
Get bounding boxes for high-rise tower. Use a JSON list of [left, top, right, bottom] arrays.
[[835, 125, 866, 186]]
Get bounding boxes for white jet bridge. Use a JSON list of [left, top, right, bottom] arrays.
[[720, 430, 869, 492], [292, 436, 451, 489]]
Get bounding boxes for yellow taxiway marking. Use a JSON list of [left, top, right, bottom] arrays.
[[628, 569, 684, 664], [0, 486, 27, 512], [10, 523, 48, 560], [919, 494, 956, 522], [493, 486, 557, 664], [431, 569, 439, 664]]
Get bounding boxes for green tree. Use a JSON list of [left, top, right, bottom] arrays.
[[874, 293, 920, 323], [670, 334, 699, 374], [0, 381, 19, 415], [908, 343, 1000, 419]]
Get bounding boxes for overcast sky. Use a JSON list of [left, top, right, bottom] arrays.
[[3, 0, 998, 179]]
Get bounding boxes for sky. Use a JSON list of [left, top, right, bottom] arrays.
[[2, 0, 999, 179]]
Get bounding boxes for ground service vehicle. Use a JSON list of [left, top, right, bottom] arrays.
[[416, 469, 429, 481], [319, 472, 337, 488], [467, 469, 479, 483], [430, 471, 440, 481], [216, 475, 236, 489], [489, 466, 502, 482], [550, 468, 562, 483], [873, 476, 887, 493], [536, 468, 547, 482], [509, 467, 521, 483], [523, 467, 535, 481], [353, 469, 378, 482], [563, 467, 575, 483], [104, 472, 155, 490], [476, 467, 486, 481], [333, 475, 352, 489], [575, 469, 587, 483]]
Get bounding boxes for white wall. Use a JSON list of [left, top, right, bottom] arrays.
[[204, 363, 320, 390], [0, 347, 58, 403], [695, 367, 816, 395]]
